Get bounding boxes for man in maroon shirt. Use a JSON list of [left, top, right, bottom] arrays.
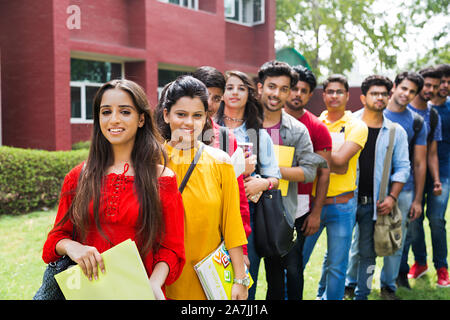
[[284, 65, 332, 298]]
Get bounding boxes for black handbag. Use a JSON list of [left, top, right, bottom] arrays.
[[252, 129, 297, 258], [33, 255, 76, 300], [34, 164, 85, 300]]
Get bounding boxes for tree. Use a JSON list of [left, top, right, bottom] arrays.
[[401, 0, 449, 69], [276, 0, 408, 78], [276, 0, 449, 79]]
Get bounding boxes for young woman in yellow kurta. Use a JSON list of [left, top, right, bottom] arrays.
[[155, 75, 248, 300]]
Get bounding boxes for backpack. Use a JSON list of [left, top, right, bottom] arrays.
[[409, 107, 439, 161], [427, 106, 439, 144], [409, 112, 424, 163]]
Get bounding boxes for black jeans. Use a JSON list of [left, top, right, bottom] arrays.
[[264, 213, 309, 300]]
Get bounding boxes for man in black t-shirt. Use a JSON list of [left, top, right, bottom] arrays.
[[344, 75, 411, 300]]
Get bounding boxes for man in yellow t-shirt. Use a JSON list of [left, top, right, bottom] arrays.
[[303, 74, 368, 300]]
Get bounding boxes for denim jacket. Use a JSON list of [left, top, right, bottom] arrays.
[[277, 110, 327, 221], [354, 108, 411, 219]]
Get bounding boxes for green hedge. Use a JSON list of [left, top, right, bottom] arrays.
[[0, 146, 88, 215], [72, 140, 90, 150]]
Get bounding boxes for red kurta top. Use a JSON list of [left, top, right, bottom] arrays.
[[42, 162, 186, 286], [212, 120, 251, 254]]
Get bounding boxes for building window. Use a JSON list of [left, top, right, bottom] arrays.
[[225, 0, 264, 26], [157, 68, 192, 99], [70, 58, 123, 123], [159, 0, 199, 10]]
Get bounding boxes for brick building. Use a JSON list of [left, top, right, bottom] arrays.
[[0, 0, 275, 150]]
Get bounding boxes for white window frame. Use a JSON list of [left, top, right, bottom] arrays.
[[158, 0, 199, 10], [225, 0, 265, 27], [70, 59, 124, 124], [70, 82, 103, 124], [224, 0, 235, 18]]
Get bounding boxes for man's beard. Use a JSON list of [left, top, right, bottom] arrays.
[[366, 102, 386, 113], [437, 89, 449, 98], [420, 91, 434, 102], [285, 99, 305, 111]]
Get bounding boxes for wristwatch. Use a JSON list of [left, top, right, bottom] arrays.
[[233, 275, 251, 287]]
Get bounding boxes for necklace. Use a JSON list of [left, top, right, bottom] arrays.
[[223, 114, 244, 123]]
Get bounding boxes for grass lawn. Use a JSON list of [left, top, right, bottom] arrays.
[[0, 202, 449, 300]]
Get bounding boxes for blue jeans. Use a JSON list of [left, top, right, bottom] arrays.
[[381, 189, 413, 291], [302, 196, 357, 300], [345, 203, 376, 300], [346, 224, 359, 288], [247, 201, 261, 300], [404, 176, 449, 270]]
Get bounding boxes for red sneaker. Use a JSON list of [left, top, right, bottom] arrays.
[[407, 262, 428, 279], [437, 268, 450, 288]]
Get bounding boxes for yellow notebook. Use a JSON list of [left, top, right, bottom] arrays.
[[273, 144, 295, 196], [194, 242, 253, 300], [55, 239, 154, 300]]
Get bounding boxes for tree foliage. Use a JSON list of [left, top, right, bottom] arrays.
[[276, 0, 448, 78], [401, 0, 450, 69]]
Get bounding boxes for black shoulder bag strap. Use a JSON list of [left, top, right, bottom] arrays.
[[410, 113, 424, 163], [255, 128, 261, 175], [178, 143, 204, 194], [219, 126, 229, 154], [428, 106, 439, 144]]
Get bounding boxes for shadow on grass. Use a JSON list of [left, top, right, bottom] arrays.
[[368, 273, 450, 300]]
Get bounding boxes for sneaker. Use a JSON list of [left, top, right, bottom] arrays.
[[380, 287, 401, 300], [344, 286, 355, 300], [407, 262, 428, 279], [437, 267, 450, 288], [396, 272, 411, 290]]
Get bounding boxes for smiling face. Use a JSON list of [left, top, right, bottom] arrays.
[[391, 79, 419, 107], [438, 76, 450, 98], [419, 77, 441, 102], [258, 75, 291, 113], [223, 75, 248, 112], [163, 96, 207, 149], [99, 88, 144, 149]]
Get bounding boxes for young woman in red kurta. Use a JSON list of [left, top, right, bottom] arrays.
[[42, 79, 185, 299]]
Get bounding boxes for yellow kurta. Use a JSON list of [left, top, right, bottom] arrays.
[[164, 142, 247, 300]]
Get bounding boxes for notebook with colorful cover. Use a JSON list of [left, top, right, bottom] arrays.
[[194, 242, 253, 300]]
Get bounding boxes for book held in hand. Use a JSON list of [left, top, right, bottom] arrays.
[[194, 242, 253, 300], [55, 239, 155, 300]]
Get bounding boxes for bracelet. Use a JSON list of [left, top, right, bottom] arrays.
[[267, 179, 273, 190], [387, 193, 397, 202]]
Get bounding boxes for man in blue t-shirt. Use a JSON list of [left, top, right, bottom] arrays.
[[404, 64, 450, 288], [381, 71, 427, 299]]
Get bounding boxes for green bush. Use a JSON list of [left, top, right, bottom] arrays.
[[0, 146, 88, 215], [72, 140, 90, 150]]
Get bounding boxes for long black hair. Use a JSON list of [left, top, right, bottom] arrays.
[[55, 79, 166, 258]]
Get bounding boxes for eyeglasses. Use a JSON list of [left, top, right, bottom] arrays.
[[325, 89, 346, 96], [368, 91, 389, 98]]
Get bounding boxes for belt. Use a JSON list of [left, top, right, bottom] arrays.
[[324, 191, 354, 205], [358, 195, 373, 205]]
